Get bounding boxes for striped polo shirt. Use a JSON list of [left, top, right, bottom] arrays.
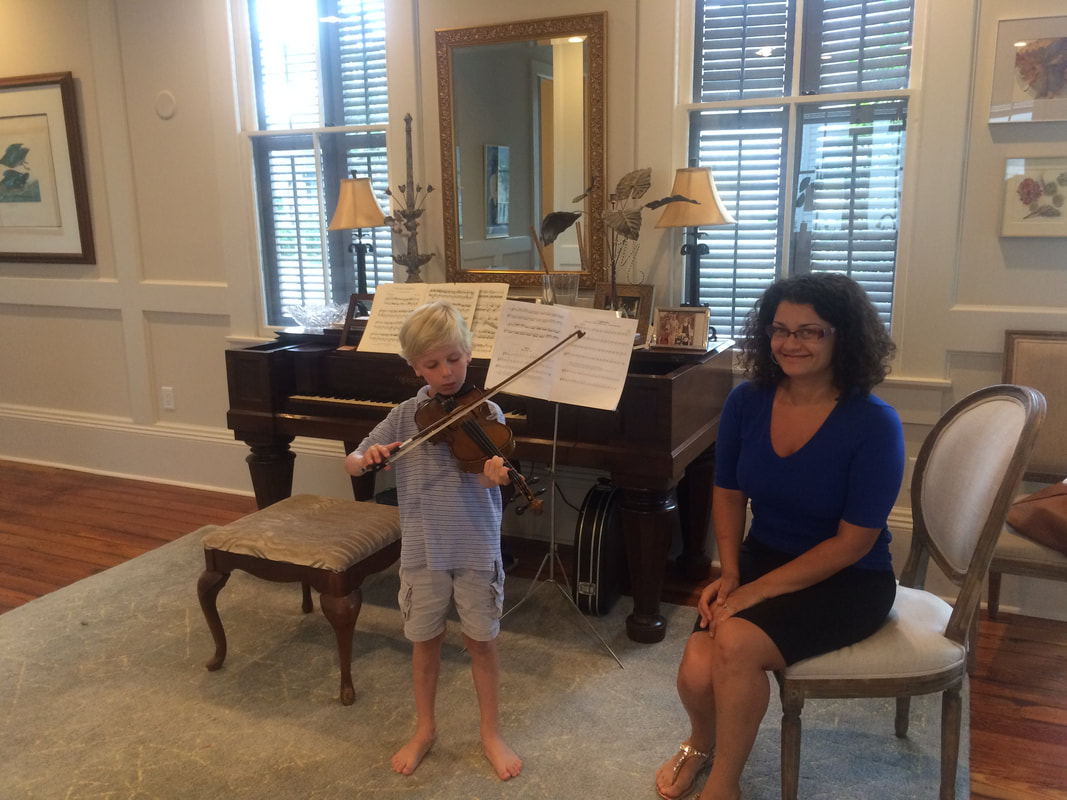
[[357, 385, 504, 571]]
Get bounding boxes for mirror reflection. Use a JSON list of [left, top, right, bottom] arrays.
[[436, 14, 606, 288]]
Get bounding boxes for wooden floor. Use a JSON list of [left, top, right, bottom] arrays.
[[1, 459, 1065, 799]]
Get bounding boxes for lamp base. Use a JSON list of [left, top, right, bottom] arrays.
[[680, 228, 710, 306]]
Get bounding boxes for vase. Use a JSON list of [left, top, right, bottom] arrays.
[[542, 272, 580, 305]]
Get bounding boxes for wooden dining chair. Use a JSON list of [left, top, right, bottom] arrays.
[[775, 384, 1045, 800], [987, 330, 1067, 619]]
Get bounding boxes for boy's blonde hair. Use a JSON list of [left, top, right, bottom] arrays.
[[398, 300, 473, 364]]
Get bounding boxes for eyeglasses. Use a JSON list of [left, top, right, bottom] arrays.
[[765, 324, 835, 342]]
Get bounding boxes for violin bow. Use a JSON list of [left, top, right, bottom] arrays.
[[362, 328, 586, 472]]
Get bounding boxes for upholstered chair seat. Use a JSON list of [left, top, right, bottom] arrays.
[[783, 587, 963, 682]]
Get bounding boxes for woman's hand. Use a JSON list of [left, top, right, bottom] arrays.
[[697, 574, 767, 637], [697, 575, 736, 631]]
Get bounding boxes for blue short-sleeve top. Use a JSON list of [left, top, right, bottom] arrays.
[[714, 380, 905, 571]]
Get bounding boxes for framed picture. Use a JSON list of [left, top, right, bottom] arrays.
[[1001, 157, 1067, 237], [0, 72, 94, 263], [594, 282, 654, 341], [485, 144, 509, 238], [337, 292, 375, 349], [989, 17, 1067, 124], [650, 306, 711, 351]]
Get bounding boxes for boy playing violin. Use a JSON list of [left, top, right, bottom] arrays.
[[344, 300, 523, 781]]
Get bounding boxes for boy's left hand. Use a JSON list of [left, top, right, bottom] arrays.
[[481, 455, 511, 487]]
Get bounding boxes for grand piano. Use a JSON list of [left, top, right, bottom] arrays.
[[225, 325, 734, 643]]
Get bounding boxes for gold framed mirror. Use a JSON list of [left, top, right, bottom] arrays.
[[435, 13, 606, 288]]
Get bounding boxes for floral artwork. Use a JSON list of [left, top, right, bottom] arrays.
[[1002, 157, 1067, 237], [1014, 38, 1067, 100], [990, 17, 1067, 123]]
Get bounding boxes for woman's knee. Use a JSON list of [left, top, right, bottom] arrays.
[[710, 620, 783, 671], [677, 633, 716, 689]]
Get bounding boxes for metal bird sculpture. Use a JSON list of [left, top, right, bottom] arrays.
[[540, 211, 583, 246]]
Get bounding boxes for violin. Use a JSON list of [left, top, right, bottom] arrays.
[[415, 384, 544, 515], [357, 329, 585, 513]]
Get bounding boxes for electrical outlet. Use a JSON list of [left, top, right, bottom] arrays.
[[161, 386, 175, 411]]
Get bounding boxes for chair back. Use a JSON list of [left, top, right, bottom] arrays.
[[1003, 330, 1067, 483], [905, 384, 1045, 645]]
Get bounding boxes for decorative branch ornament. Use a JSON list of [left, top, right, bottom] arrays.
[[537, 168, 696, 309], [386, 114, 434, 283]]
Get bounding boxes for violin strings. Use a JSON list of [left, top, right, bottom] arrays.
[[458, 417, 531, 498]]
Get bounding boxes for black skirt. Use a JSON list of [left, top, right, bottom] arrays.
[[692, 537, 896, 665]]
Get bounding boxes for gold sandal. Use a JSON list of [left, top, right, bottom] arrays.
[[657, 742, 713, 800]]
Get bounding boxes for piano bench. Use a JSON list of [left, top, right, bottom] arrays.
[[196, 494, 402, 706]]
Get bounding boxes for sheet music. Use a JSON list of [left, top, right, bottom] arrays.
[[468, 283, 509, 359], [485, 302, 637, 411], [357, 283, 428, 353], [425, 284, 478, 324], [357, 282, 510, 358]]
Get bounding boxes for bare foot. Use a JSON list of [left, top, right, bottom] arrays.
[[655, 743, 712, 799], [391, 731, 435, 775], [483, 733, 522, 780]]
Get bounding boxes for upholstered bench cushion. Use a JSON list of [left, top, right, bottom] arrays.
[[201, 494, 401, 572]]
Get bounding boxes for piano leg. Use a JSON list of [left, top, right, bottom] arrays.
[[618, 486, 678, 643], [244, 436, 296, 509], [676, 443, 716, 582]]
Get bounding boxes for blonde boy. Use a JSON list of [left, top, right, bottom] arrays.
[[344, 300, 522, 780]]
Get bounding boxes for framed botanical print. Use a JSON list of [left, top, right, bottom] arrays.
[[1001, 156, 1067, 237], [0, 72, 94, 263], [989, 17, 1067, 124]]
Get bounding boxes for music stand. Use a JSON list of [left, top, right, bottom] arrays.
[[500, 402, 624, 669]]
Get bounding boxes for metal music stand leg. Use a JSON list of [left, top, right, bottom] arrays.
[[500, 403, 623, 669]]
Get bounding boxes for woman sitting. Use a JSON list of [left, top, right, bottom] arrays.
[[655, 273, 905, 800]]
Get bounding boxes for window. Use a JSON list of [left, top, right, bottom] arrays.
[[689, 0, 914, 335], [247, 0, 391, 326]]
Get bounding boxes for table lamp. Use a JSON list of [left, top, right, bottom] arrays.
[[655, 166, 735, 306], [328, 176, 387, 294]]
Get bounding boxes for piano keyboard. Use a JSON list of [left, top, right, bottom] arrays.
[[290, 394, 394, 408]]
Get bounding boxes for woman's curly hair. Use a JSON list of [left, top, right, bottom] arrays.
[[738, 273, 895, 395]]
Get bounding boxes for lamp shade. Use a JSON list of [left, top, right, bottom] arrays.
[[328, 177, 387, 230], [655, 167, 735, 228]]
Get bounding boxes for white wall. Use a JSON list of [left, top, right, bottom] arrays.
[[0, 0, 1064, 619]]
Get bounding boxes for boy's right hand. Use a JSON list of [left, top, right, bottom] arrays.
[[344, 442, 401, 476]]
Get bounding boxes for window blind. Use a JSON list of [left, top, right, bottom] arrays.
[[692, 109, 786, 335], [691, 0, 912, 335], [248, 0, 391, 326], [693, 0, 794, 102]]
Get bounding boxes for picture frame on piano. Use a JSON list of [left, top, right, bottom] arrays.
[[650, 306, 711, 351], [338, 293, 374, 349], [594, 282, 654, 343]]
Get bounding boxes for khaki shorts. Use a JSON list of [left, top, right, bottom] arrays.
[[398, 563, 504, 642]]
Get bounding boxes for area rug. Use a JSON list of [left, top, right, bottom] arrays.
[[0, 530, 967, 798]]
